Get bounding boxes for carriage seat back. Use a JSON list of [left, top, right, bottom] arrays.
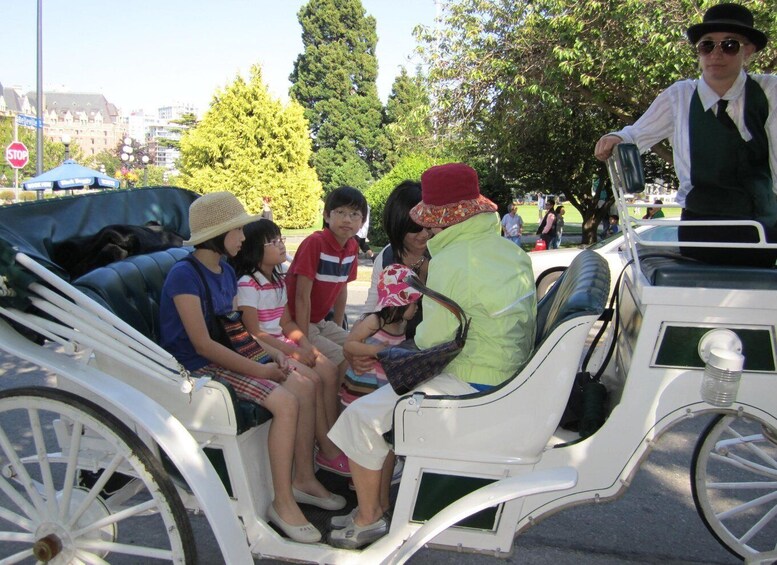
[[73, 248, 190, 343], [535, 249, 610, 348], [73, 248, 270, 432]]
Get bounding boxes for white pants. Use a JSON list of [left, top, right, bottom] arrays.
[[327, 373, 476, 470]]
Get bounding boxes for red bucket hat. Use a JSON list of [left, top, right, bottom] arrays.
[[409, 163, 498, 228]]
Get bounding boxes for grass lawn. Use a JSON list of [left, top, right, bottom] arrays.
[[515, 203, 680, 234]]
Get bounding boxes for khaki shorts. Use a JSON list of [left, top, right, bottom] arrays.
[[308, 320, 348, 366]]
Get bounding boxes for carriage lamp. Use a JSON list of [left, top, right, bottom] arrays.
[[698, 329, 744, 408], [700, 348, 745, 407]]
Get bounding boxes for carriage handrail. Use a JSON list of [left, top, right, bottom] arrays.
[[607, 144, 777, 278], [14, 252, 182, 372]]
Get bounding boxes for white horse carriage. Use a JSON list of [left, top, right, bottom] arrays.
[[0, 144, 775, 563]]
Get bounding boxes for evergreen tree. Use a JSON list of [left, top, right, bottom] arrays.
[[157, 112, 198, 152], [178, 65, 322, 229], [384, 67, 433, 166], [290, 0, 387, 193]]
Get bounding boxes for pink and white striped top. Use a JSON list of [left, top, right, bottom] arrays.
[[236, 268, 287, 338]]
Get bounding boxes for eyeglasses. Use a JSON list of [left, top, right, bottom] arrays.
[[330, 209, 363, 221], [696, 39, 745, 56], [264, 237, 286, 247]]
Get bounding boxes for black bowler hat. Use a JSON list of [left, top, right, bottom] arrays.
[[687, 3, 767, 52]]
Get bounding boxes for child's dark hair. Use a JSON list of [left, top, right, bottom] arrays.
[[372, 303, 411, 328], [195, 234, 227, 255], [230, 219, 284, 285], [324, 186, 368, 218]]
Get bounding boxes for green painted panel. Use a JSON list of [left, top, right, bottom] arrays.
[[412, 472, 499, 530], [655, 326, 775, 371]]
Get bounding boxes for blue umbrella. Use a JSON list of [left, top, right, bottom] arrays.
[[22, 159, 121, 191]]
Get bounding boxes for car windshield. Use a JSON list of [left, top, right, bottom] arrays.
[[587, 225, 677, 251]]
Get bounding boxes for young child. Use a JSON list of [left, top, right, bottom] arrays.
[[285, 186, 368, 380], [341, 264, 422, 406], [231, 219, 349, 476], [159, 192, 344, 544]]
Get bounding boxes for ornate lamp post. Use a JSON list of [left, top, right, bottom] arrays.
[[120, 137, 135, 188], [141, 155, 150, 186]]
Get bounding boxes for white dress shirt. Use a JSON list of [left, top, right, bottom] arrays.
[[611, 70, 777, 206]]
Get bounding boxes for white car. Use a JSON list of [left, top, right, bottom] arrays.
[[529, 224, 678, 297]]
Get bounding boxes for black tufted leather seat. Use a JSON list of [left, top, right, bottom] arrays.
[[535, 249, 610, 348], [73, 248, 271, 432]]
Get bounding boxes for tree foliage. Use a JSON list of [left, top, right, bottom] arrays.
[[384, 67, 434, 167], [419, 0, 776, 242], [290, 0, 387, 192], [178, 65, 322, 229], [364, 154, 439, 246], [157, 112, 198, 152]]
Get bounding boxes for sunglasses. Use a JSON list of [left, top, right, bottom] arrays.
[[695, 39, 745, 56]]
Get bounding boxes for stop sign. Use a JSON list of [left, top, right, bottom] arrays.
[[5, 141, 29, 169]]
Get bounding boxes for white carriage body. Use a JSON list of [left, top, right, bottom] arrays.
[[0, 147, 776, 564]]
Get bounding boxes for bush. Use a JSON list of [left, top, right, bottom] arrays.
[[364, 155, 440, 247], [19, 191, 38, 202], [0, 190, 15, 203]]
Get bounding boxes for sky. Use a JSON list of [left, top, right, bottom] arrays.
[[3, 0, 438, 115]]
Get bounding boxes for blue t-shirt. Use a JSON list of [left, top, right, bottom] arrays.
[[160, 255, 238, 371]]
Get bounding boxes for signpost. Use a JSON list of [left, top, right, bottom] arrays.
[[5, 142, 30, 170]]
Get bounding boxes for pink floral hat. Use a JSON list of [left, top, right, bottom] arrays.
[[376, 264, 422, 310], [409, 163, 497, 228]]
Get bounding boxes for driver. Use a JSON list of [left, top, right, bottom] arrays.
[[594, 3, 777, 268]]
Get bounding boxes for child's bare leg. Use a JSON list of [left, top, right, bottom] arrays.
[[379, 451, 396, 512], [315, 354, 339, 428]]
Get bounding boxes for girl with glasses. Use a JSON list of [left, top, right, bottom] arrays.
[[594, 3, 777, 268], [230, 219, 351, 480]]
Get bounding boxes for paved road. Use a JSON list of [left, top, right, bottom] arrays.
[[0, 281, 740, 564]]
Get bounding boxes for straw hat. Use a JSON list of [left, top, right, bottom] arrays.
[[184, 192, 260, 246], [409, 163, 497, 228], [687, 3, 767, 52]]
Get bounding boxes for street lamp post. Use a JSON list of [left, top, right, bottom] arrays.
[[142, 155, 149, 186], [120, 137, 135, 188], [61, 134, 71, 162]]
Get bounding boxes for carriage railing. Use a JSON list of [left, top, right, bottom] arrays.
[[606, 144, 777, 279], [0, 251, 196, 391]]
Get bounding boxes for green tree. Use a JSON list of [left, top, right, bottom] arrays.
[[384, 67, 434, 166], [364, 154, 439, 246], [157, 112, 198, 152], [290, 0, 387, 192], [178, 65, 322, 228], [419, 0, 776, 242]]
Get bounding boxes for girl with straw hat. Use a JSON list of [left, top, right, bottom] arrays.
[[160, 192, 345, 543]]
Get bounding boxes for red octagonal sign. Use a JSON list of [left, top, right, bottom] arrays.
[[5, 141, 29, 169]]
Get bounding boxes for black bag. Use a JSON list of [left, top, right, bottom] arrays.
[[377, 272, 470, 395], [183, 256, 271, 363], [559, 266, 626, 437]]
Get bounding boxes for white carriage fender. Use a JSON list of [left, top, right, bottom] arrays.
[[0, 319, 254, 565], [378, 466, 577, 565]]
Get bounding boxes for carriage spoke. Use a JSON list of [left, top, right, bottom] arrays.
[[67, 453, 123, 530], [59, 419, 84, 522], [0, 419, 46, 519], [0, 548, 35, 564], [693, 414, 777, 561], [29, 407, 59, 517], [77, 538, 174, 560], [73, 498, 157, 538]]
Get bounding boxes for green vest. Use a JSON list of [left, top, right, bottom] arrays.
[[687, 76, 776, 225]]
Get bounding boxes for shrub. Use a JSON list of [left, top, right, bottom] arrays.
[[364, 154, 439, 247]]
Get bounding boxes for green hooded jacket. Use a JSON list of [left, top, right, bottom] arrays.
[[415, 212, 537, 386]]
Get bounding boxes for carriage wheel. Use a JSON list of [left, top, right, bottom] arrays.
[[691, 413, 777, 560], [535, 266, 566, 299], [0, 387, 196, 563]]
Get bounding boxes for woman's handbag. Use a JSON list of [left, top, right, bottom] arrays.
[[183, 257, 272, 363], [376, 272, 470, 395]]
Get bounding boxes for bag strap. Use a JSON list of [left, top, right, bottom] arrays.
[[182, 255, 216, 320], [404, 272, 470, 340], [580, 260, 631, 379]]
